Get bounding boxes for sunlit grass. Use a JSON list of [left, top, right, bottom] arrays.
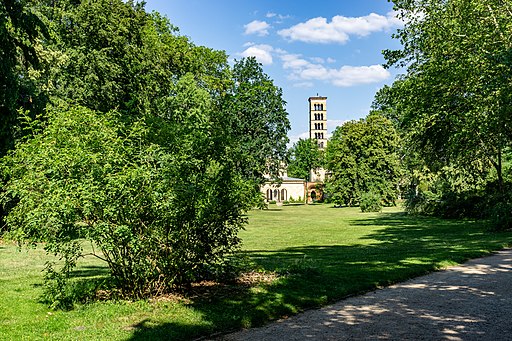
[[1, 204, 512, 340]]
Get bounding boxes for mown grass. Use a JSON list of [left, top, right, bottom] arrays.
[[2, 205, 512, 340]]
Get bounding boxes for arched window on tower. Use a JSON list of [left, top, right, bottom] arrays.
[[321, 113, 324, 120]]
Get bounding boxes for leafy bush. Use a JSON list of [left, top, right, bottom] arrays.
[[1, 77, 252, 301], [489, 202, 512, 231], [360, 191, 382, 212], [405, 189, 440, 215]]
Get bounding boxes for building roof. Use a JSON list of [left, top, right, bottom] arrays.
[[282, 176, 305, 182], [263, 176, 305, 184]]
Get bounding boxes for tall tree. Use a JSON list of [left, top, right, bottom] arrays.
[[325, 113, 401, 206], [384, 0, 512, 190], [227, 57, 290, 192], [0, 0, 47, 155], [287, 138, 323, 181]]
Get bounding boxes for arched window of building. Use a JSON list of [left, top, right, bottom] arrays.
[[320, 123, 323, 130], [320, 142, 324, 148], [267, 189, 272, 201], [281, 189, 287, 201], [321, 113, 324, 120], [273, 189, 279, 201]]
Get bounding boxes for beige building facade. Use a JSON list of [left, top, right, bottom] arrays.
[[261, 173, 306, 203]]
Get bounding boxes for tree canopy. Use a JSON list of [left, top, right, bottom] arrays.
[[0, 0, 48, 155], [380, 0, 512, 224], [287, 138, 323, 181], [325, 113, 401, 207], [384, 0, 512, 189]]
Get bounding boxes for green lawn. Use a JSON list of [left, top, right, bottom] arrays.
[[2, 205, 512, 340]]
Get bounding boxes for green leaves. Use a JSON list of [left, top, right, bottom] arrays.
[[325, 113, 400, 207], [287, 138, 323, 181], [228, 57, 290, 184], [386, 0, 512, 185]]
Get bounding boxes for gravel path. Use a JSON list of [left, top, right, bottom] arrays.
[[216, 249, 512, 340]]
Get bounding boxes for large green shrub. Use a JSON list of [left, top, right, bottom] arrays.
[[1, 76, 251, 300], [360, 191, 382, 213]]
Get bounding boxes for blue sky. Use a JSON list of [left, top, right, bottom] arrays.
[[144, 1, 403, 145]]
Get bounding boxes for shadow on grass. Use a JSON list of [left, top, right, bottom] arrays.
[[69, 265, 109, 278], [124, 212, 512, 340]]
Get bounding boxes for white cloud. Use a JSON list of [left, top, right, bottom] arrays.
[[288, 131, 310, 147], [329, 65, 390, 87], [327, 57, 336, 63], [266, 12, 290, 22], [244, 20, 270, 36], [293, 82, 314, 88], [278, 11, 402, 44], [281, 53, 311, 70], [310, 57, 325, 64], [279, 53, 390, 87], [327, 120, 348, 132], [240, 44, 274, 65]]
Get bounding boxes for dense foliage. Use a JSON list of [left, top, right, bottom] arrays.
[[325, 113, 400, 207], [383, 0, 512, 226], [287, 138, 323, 181], [1, 0, 289, 303], [227, 57, 290, 186], [0, 0, 47, 155]]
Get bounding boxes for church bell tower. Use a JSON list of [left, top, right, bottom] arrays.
[[308, 96, 327, 149]]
